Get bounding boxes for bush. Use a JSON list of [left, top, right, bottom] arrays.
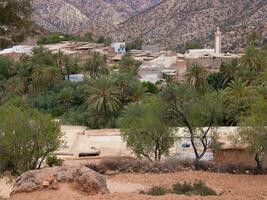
[[147, 186, 168, 196], [193, 181, 217, 196], [172, 182, 195, 195], [0, 105, 62, 175], [46, 155, 63, 167], [86, 157, 266, 175], [172, 181, 217, 196]]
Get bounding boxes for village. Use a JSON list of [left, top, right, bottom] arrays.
[[0, 28, 241, 84], [0, 28, 265, 167], [0, 28, 250, 161], [1, 0, 267, 199], [0, 27, 266, 200]]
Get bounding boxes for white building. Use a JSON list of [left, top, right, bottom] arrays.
[[111, 42, 126, 53], [186, 27, 223, 58], [215, 27, 222, 54], [0, 45, 33, 55]]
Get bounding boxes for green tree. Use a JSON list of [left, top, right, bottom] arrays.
[[0, 0, 33, 48], [238, 98, 267, 172], [221, 78, 259, 124], [0, 56, 15, 96], [3, 75, 25, 96], [126, 37, 143, 51], [58, 87, 73, 109], [187, 63, 209, 92], [119, 97, 177, 161], [241, 46, 267, 73], [113, 73, 145, 105], [207, 73, 224, 91], [84, 52, 107, 78], [86, 75, 121, 119], [0, 104, 62, 175], [118, 53, 140, 75], [180, 41, 203, 54], [219, 58, 241, 87], [142, 81, 159, 94], [31, 66, 62, 94], [161, 84, 223, 160], [54, 50, 65, 78]]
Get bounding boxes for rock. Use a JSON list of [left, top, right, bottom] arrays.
[[42, 181, 50, 187], [12, 166, 109, 195], [105, 170, 120, 176]]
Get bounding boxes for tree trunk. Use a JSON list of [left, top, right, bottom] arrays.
[[255, 153, 262, 174]]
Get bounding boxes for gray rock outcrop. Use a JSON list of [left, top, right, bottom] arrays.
[[12, 166, 109, 195]]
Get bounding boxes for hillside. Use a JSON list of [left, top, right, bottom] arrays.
[[110, 0, 267, 51], [32, 0, 161, 34]]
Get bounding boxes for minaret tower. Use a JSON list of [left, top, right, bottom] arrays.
[[215, 27, 222, 54]]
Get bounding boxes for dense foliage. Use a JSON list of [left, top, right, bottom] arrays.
[[0, 0, 35, 48], [0, 104, 61, 175], [119, 97, 177, 161], [0, 33, 266, 165]]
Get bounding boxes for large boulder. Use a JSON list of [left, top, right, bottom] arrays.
[[11, 166, 109, 195]]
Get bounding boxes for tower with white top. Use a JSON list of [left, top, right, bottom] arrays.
[[215, 27, 222, 54]]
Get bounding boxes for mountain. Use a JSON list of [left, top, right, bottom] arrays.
[[32, 0, 161, 34], [110, 0, 267, 51]]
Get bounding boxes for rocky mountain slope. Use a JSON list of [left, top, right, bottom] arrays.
[[110, 0, 267, 51], [32, 0, 161, 34]]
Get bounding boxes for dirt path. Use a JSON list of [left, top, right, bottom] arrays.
[[9, 171, 267, 200]]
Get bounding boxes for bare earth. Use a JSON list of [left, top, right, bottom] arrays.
[[8, 171, 267, 200], [0, 177, 13, 199]]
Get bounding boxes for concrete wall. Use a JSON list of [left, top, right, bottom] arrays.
[[214, 149, 267, 168]]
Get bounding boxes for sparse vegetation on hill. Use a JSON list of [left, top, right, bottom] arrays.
[[32, 0, 161, 34], [110, 0, 266, 52], [37, 32, 111, 46]]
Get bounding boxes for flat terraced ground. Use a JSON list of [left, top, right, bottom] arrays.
[[9, 170, 267, 200]]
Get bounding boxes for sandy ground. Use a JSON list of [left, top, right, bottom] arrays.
[[0, 177, 13, 199], [59, 126, 240, 161], [7, 171, 267, 200], [59, 126, 131, 157]]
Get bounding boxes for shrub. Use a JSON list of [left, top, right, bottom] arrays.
[[86, 157, 266, 175], [193, 160, 216, 171], [172, 181, 217, 196], [0, 105, 62, 175], [46, 155, 63, 167], [193, 181, 217, 196], [147, 186, 168, 196], [172, 182, 195, 195]]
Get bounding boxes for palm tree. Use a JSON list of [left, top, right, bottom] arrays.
[[3, 76, 25, 96], [31, 66, 61, 93], [241, 46, 267, 73], [187, 63, 208, 92], [84, 52, 107, 78], [54, 50, 65, 78], [222, 78, 259, 124], [219, 58, 241, 87], [86, 75, 121, 118], [129, 82, 145, 102]]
